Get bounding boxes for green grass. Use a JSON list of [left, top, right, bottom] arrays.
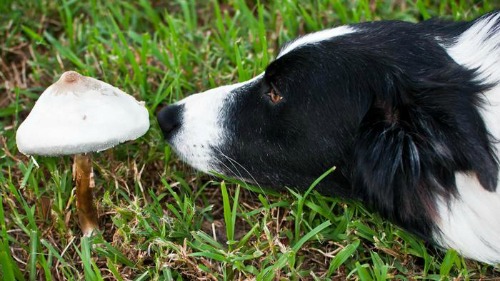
[[1, 0, 499, 280]]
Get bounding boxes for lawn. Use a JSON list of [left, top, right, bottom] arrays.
[[1, 0, 499, 280]]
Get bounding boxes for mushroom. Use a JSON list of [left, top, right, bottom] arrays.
[[16, 71, 150, 236]]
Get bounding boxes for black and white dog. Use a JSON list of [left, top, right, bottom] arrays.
[[158, 11, 500, 264]]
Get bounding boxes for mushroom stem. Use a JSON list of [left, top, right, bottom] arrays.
[[73, 154, 98, 236]]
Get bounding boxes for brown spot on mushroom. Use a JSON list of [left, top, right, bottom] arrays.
[[60, 71, 81, 83]]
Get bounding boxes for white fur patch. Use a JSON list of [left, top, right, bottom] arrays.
[[435, 173, 500, 264], [446, 12, 500, 85], [436, 12, 500, 264], [169, 86, 230, 173], [278, 26, 356, 58]]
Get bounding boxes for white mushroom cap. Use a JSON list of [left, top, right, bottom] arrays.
[[16, 71, 150, 156]]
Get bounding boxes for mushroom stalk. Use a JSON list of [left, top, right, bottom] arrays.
[[73, 154, 98, 236]]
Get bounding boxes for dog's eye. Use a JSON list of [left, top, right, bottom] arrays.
[[267, 88, 283, 104]]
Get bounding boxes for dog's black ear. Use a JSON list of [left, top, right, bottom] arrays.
[[352, 67, 498, 237], [353, 99, 444, 237]]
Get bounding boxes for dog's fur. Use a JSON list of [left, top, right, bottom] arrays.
[[157, 11, 500, 264]]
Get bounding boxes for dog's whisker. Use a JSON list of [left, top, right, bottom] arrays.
[[213, 147, 263, 190], [211, 156, 242, 181]]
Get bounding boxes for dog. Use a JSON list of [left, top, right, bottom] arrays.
[[157, 11, 500, 264]]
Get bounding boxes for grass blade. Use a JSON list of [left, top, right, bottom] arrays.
[[292, 220, 332, 251], [327, 240, 360, 275], [29, 230, 39, 281], [0, 250, 16, 281]]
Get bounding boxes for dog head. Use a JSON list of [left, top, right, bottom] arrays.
[[158, 26, 368, 195]]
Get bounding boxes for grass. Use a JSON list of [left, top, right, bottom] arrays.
[[1, 0, 499, 280]]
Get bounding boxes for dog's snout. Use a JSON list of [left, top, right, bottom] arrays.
[[157, 104, 183, 139]]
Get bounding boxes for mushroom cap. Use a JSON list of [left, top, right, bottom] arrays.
[[16, 71, 150, 156]]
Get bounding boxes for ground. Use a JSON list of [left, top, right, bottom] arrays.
[[1, 1, 499, 280]]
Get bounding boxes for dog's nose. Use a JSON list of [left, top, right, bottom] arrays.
[[157, 104, 183, 139]]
